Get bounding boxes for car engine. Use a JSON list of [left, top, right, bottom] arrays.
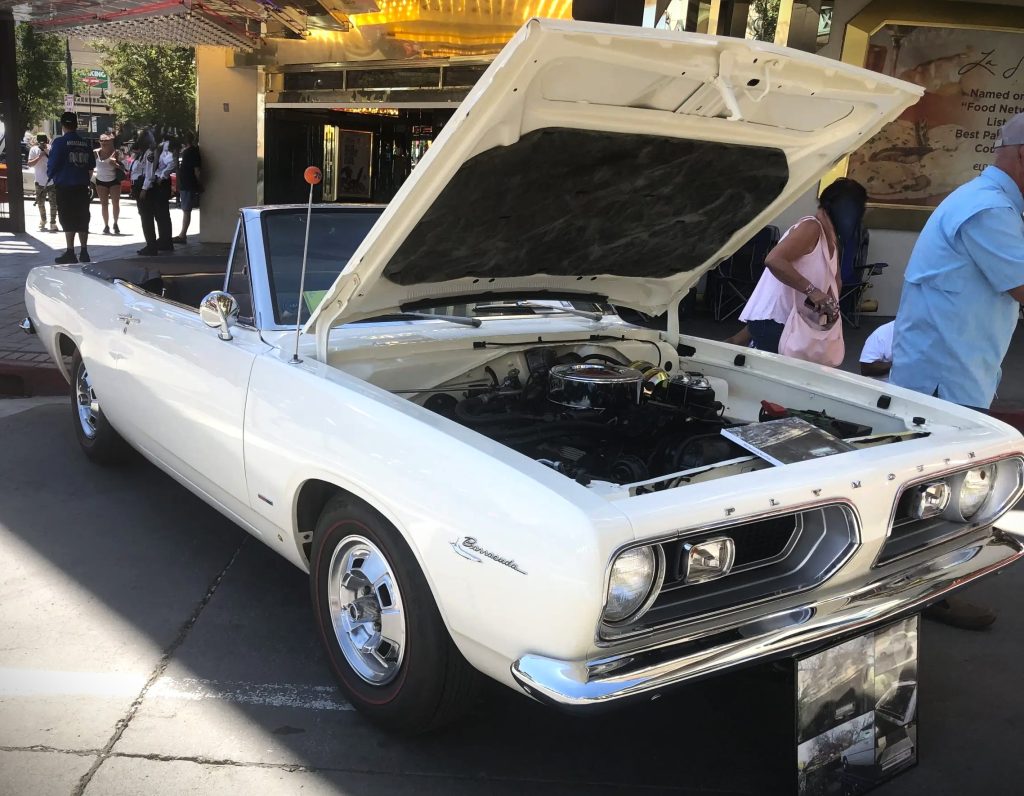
[[422, 347, 748, 486]]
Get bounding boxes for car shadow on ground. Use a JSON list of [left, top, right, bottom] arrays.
[[5, 402, 1024, 794], [0, 403, 803, 794]]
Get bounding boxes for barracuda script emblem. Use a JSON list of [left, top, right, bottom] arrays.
[[450, 536, 527, 575]]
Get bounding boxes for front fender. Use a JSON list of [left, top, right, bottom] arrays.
[[242, 352, 635, 680]]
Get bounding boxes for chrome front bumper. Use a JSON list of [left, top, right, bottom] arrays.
[[511, 527, 1023, 708]]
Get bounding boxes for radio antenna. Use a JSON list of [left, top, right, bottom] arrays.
[[291, 165, 323, 364]]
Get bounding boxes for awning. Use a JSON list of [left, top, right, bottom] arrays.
[[3, 0, 572, 53]]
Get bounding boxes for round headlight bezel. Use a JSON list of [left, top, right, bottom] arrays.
[[950, 465, 997, 521], [602, 544, 665, 625]]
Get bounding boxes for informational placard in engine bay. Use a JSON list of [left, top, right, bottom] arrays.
[[796, 616, 919, 796], [847, 24, 1024, 208]]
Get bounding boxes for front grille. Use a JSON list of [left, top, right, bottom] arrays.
[[661, 514, 797, 582], [877, 459, 1024, 566], [603, 505, 858, 639], [875, 489, 965, 565]]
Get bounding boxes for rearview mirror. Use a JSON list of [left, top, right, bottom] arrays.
[[200, 291, 239, 341]]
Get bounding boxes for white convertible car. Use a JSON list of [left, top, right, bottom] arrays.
[[23, 20, 1024, 732]]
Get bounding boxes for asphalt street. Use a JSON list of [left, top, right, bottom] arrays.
[[1, 398, 1023, 795]]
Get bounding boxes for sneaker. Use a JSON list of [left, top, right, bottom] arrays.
[[38, 224, 47, 232], [103, 225, 110, 235], [171, 236, 187, 244], [54, 250, 78, 264], [49, 224, 58, 232], [137, 247, 158, 257], [113, 223, 121, 235], [78, 250, 91, 263]]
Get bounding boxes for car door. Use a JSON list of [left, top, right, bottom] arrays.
[[111, 247, 269, 517]]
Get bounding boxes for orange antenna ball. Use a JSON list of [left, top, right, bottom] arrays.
[[304, 166, 323, 186]]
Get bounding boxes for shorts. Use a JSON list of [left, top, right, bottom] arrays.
[[179, 190, 200, 211], [55, 185, 91, 232], [95, 178, 120, 187], [747, 318, 785, 355]]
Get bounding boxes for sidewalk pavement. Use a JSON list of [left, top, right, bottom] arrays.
[[0, 197, 225, 396]]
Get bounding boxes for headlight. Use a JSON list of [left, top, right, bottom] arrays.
[[957, 465, 996, 520], [603, 546, 660, 624]]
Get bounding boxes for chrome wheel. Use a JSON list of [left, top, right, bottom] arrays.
[[326, 535, 406, 685], [75, 361, 100, 440]]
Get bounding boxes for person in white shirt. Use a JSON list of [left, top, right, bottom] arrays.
[[128, 145, 145, 185], [137, 128, 175, 255], [93, 133, 123, 235], [859, 321, 895, 381], [26, 133, 57, 232]]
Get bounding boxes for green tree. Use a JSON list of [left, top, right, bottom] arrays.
[[749, 0, 781, 43], [95, 43, 196, 132], [15, 23, 66, 131]]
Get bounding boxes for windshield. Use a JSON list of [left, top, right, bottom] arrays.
[[263, 207, 382, 325], [262, 208, 609, 327]]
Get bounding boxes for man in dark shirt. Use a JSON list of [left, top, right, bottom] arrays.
[[173, 132, 202, 243], [47, 112, 96, 263]]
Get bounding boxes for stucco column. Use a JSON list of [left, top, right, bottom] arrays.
[[196, 46, 262, 243]]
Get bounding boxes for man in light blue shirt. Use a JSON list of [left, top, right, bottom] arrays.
[[889, 115, 1024, 632], [890, 114, 1024, 410]]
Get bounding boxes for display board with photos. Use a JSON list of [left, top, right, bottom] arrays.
[[848, 24, 1024, 209], [796, 617, 919, 795]]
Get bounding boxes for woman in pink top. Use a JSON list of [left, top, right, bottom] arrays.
[[738, 178, 867, 353]]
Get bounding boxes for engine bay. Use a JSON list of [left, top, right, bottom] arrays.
[[406, 343, 884, 489]]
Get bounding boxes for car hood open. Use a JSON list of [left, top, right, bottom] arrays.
[[306, 18, 921, 340]]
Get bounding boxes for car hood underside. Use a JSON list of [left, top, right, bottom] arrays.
[[306, 18, 922, 344]]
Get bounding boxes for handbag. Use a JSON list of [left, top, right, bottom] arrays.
[[778, 291, 845, 367]]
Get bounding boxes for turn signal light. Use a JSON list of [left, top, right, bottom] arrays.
[[683, 537, 736, 584]]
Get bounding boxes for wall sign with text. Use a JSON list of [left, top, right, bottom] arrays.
[[848, 25, 1024, 209]]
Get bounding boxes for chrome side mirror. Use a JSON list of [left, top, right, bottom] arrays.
[[200, 291, 239, 341]]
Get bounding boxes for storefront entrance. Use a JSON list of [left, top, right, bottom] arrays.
[[264, 107, 457, 206]]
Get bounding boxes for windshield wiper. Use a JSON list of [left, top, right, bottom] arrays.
[[513, 301, 604, 321], [396, 312, 482, 328]]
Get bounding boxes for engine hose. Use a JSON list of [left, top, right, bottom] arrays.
[[494, 421, 630, 443], [663, 432, 739, 472], [453, 397, 544, 426], [646, 432, 686, 470], [581, 353, 628, 366]]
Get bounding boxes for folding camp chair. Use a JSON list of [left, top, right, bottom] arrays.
[[839, 227, 888, 328], [710, 225, 780, 321]]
